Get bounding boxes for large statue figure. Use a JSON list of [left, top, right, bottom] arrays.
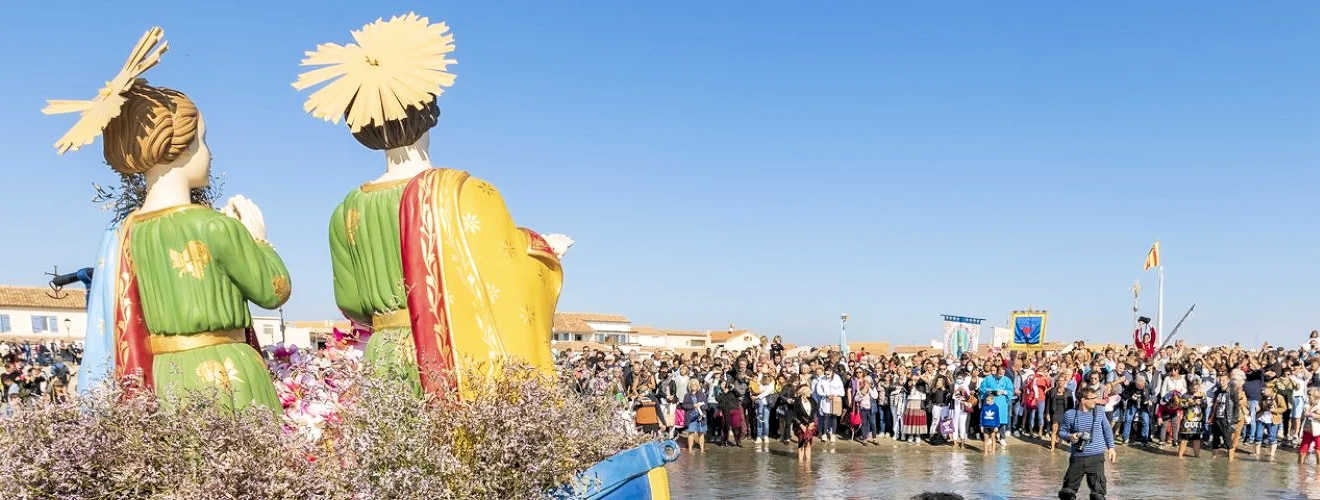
[[293, 13, 569, 396], [44, 28, 291, 411]]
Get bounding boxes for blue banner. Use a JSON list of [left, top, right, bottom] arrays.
[[1013, 316, 1042, 345]]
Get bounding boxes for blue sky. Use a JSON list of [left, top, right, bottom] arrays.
[[2, 2, 1317, 348]]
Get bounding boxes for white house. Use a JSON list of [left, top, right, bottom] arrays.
[[710, 328, 762, 351], [633, 326, 710, 350], [552, 312, 632, 345], [250, 316, 331, 350], [0, 286, 87, 342]]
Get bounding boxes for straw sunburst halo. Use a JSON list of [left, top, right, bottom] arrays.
[[42, 27, 168, 154], [292, 12, 457, 132]]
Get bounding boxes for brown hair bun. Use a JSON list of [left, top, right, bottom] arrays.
[[102, 84, 199, 174]]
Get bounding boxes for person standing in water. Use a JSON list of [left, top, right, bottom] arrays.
[[1057, 387, 1116, 500]]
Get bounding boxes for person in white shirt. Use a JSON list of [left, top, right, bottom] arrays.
[[1157, 364, 1188, 445], [812, 365, 845, 442]]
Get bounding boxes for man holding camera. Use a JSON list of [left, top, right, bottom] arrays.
[[1058, 386, 1117, 500]]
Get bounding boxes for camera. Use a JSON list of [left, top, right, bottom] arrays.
[[1075, 431, 1092, 447]]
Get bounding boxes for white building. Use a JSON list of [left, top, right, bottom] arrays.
[[251, 317, 336, 350], [552, 313, 633, 345], [0, 284, 337, 352], [710, 328, 762, 351], [0, 286, 87, 342], [633, 326, 710, 350]]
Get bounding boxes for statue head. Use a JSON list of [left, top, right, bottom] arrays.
[[348, 96, 438, 150], [103, 84, 209, 188]]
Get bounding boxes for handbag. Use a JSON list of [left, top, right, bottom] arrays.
[[673, 406, 686, 427], [939, 416, 954, 436], [830, 396, 843, 416], [849, 409, 862, 427]]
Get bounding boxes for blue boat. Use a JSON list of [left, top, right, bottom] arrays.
[[554, 440, 679, 499]]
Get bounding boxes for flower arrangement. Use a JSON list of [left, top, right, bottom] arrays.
[[0, 336, 646, 499], [266, 327, 366, 441]]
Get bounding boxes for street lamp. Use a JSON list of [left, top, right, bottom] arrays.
[[840, 313, 849, 356], [278, 307, 287, 345]]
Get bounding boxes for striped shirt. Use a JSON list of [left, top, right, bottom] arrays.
[[1058, 407, 1114, 457]]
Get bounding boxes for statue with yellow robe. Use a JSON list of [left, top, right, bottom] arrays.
[[295, 13, 567, 395], [43, 28, 290, 411]]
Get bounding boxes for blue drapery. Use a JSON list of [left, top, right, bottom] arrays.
[[76, 223, 120, 395]]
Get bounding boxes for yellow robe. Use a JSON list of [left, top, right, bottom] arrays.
[[401, 168, 562, 394]]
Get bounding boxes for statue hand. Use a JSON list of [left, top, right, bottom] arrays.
[[222, 195, 268, 242], [544, 234, 575, 258]]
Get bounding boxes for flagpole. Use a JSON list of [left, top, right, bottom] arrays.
[[1157, 265, 1164, 345]]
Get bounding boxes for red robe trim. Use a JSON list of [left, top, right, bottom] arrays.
[[112, 222, 154, 394], [399, 169, 459, 396]]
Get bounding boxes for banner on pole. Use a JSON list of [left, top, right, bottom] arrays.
[[1010, 309, 1048, 351], [941, 315, 984, 358]]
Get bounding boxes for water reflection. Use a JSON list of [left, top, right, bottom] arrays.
[[666, 442, 1318, 499]]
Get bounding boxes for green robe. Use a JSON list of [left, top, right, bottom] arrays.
[[329, 181, 420, 394], [128, 205, 290, 411]]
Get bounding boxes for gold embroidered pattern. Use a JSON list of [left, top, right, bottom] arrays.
[[476, 182, 497, 197], [272, 275, 291, 302], [195, 358, 243, 390], [462, 213, 481, 234], [502, 239, 517, 259], [169, 240, 211, 280], [345, 208, 361, 246], [520, 305, 536, 326]]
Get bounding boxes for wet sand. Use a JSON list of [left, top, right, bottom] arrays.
[[666, 435, 1320, 499]]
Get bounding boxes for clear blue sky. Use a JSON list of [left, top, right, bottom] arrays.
[[2, 2, 1317, 348]]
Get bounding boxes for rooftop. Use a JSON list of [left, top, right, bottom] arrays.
[[552, 314, 595, 334], [0, 286, 87, 311], [633, 325, 706, 338], [556, 312, 630, 323], [710, 329, 752, 342], [288, 320, 351, 331]]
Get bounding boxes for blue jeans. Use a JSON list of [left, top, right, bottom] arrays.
[[860, 408, 876, 439], [1024, 403, 1046, 434], [1122, 407, 1151, 442], [1009, 398, 1019, 431], [892, 404, 905, 439], [1242, 400, 1260, 442], [817, 411, 838, 437], [754, 402, 770, 439], [875, 405, 887, 437], [1254, 422, 1278, 445]]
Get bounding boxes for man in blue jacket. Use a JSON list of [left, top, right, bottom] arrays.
[[1058, 387, 1117, 500]]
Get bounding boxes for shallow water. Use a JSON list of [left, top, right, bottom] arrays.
[[666, 438, 1320, 499]]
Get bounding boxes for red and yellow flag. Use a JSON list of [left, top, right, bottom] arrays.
[[1143, 242, 1160, 271]]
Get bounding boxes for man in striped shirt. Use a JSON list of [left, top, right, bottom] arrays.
[[1057, 386, 1117, 500]]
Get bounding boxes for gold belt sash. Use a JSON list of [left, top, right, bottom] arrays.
[[372, 308, 411, 330], [149, 329, 246, 354]]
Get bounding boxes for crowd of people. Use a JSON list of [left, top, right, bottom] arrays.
[[0, 341, 80, 408], [556, 331, 1320, 467]]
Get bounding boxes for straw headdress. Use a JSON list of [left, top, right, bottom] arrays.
[[42, 27, 168, 154], [292, 13, 456, 132]]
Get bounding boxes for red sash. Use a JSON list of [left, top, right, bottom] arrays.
[[399, 169, 459, 396], [112, 222, 154, 394]]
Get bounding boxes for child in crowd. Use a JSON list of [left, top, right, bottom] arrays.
[[981, 394, 1000, 454]]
